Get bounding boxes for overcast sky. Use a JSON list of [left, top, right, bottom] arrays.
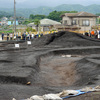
[[0, 0, 100, 8]]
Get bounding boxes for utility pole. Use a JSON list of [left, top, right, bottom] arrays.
[[14, 0, 16, 34]]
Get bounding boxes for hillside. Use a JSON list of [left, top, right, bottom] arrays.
[[0, 4, 100, 18]]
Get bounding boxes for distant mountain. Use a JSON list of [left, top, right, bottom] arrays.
[[54, 4, 100, 14], [0, 4, 100, 18], [0, 11, 12, 18]]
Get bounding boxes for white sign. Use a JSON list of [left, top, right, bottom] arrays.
[[15, 44, 19, 48], [27, 41, 31, 45]]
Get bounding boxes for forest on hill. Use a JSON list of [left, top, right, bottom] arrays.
[[0, 4, 100, 18]]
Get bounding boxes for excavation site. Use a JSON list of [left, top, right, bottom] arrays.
[[0, 31, 100, 100]]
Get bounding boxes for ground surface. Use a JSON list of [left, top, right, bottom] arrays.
[[0, 31, 100, 100]]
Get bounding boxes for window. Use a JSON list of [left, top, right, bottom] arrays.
[[72, 20, 77, 25], [82, 20, 90, 26]]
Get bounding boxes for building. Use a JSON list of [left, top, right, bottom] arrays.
[[1, 17, 8, 21], [28, 18, 61, 32], [1, 17, 8, 26], [9, 17, 14, 21], [0, 17, 19, 26], [61, 12, 98, 31]]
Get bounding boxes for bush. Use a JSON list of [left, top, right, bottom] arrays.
[[26, 27, 36, 32]]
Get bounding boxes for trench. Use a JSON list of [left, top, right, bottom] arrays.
[[38, 54, 82, 86], [32, 48, 100, 87], [0, 48, 83, 86], [0, 45, 100, 87]]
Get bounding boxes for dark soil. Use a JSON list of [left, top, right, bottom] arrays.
[[0, 31, 100, 100]]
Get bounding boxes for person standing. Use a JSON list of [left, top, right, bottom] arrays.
[[24, 32, 26, 40], [30, 33, 32, 40], [10, 33, 13, 40], [31, 33, 34, 39], [2, 32, 4, 40], [27, 33, 30, 41], [22, 32, 26, 40], [91, 30, 95, 38], [88, 30, 91, 37], [95, 30, 98, 39], [98, 30, 100, 40], [7, 33, 9, 41], [39, 33, 41, 38]]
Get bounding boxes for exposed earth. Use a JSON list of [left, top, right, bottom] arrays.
[[0, 31, 100, 100]]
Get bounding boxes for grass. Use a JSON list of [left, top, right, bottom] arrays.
[[0, 30, 14, 34]]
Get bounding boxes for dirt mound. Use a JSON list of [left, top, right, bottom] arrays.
[[46, 31, 100, 47], [29, 31, 100, 48]]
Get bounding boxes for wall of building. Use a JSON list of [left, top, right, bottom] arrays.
[[62, 16, 72, 25], [62, 16, 97, 31], [78, 17, 96, 31], [32, 26, 50, 32]]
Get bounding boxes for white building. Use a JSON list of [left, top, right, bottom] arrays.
[[28, 18, 61, 31]]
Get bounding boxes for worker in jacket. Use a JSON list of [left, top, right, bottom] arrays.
[[91, 30, 95, 38]]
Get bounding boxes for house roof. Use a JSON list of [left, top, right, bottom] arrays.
[[28, 18, 61, 26], [28, 22, 34, 26], [61, 12, 98, 17], [40, 18, 61, 25]]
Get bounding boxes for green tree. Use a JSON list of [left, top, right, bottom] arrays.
[[47, 10, 78, 22], [29, 14, 34, 19], [22, 19, 34, 25], [96, 13, 100, 16], [29, 14, 46, 20], [29, 11, 78, 22]]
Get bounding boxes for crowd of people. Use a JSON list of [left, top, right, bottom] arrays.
[[1, 30, 100, 41], [84, 29, 100, 39], [1, 32, 44, 41]]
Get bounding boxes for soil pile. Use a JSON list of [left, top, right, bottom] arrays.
[[30, 31, 100, 47]]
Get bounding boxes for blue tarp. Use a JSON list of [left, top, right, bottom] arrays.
[[62, 90, 91, 99], [8, 21, 12, 25]]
